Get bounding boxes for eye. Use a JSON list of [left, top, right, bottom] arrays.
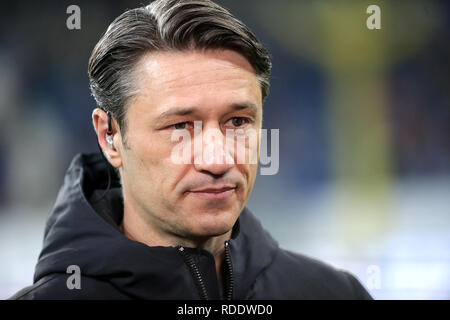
[[227, 117, 249, 128], [171, 122, 192, 130]]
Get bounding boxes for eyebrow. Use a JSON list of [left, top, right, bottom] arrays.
[[155, 102, 259, 122]]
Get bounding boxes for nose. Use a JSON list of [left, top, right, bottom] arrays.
[[193, 125, 234, 176]]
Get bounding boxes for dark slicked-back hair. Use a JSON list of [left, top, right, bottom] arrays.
[[88, 0, 272, 139]]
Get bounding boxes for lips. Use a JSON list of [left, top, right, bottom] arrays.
[[188, 185, 237, 200], [191, 186, 236, 193]]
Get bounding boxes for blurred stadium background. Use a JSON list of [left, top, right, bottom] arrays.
[[0, 0, 448, 299]]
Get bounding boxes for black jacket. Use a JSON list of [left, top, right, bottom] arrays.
[[11, 153, 372, 300]]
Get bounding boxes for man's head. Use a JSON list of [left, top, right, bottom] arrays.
[[90, 0, 271, 242]]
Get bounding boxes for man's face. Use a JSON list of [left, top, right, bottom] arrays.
[[116, 49, 262, 240]]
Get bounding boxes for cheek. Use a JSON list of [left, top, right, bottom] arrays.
[[123, 136, 168, 188], [245, 164, 258, 199], [146, 146, 193, 199], [134, 132, 173, 166], [237, 163, 257, 188], [248, 163, 258, 183], [162, 157, 192, 192], [227, 129, 260, 165]]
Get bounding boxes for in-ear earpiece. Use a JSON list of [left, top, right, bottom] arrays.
[[106, 134, 114, 148], [106, 111, 113, 135], [105, 111, 114, 149]]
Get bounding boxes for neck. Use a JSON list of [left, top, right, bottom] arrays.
[[120, 207, 231, 278]]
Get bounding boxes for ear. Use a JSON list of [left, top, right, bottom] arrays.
[[92, 108, 123, 169]]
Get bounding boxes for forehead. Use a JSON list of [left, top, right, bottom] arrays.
[[131, 49, 262, 114]]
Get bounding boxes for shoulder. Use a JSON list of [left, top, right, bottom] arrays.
[[9, 274, 130, 300], [250, 248, 373, 300]]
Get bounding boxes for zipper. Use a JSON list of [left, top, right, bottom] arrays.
[[177, 241, 234, 300], [223, 240, 234, 300], [178, 246, 209, 300]]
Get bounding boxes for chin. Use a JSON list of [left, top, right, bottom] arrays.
[[186, 207, 238, 238]]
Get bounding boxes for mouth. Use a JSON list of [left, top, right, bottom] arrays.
[[188, 186, 237, 200]]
